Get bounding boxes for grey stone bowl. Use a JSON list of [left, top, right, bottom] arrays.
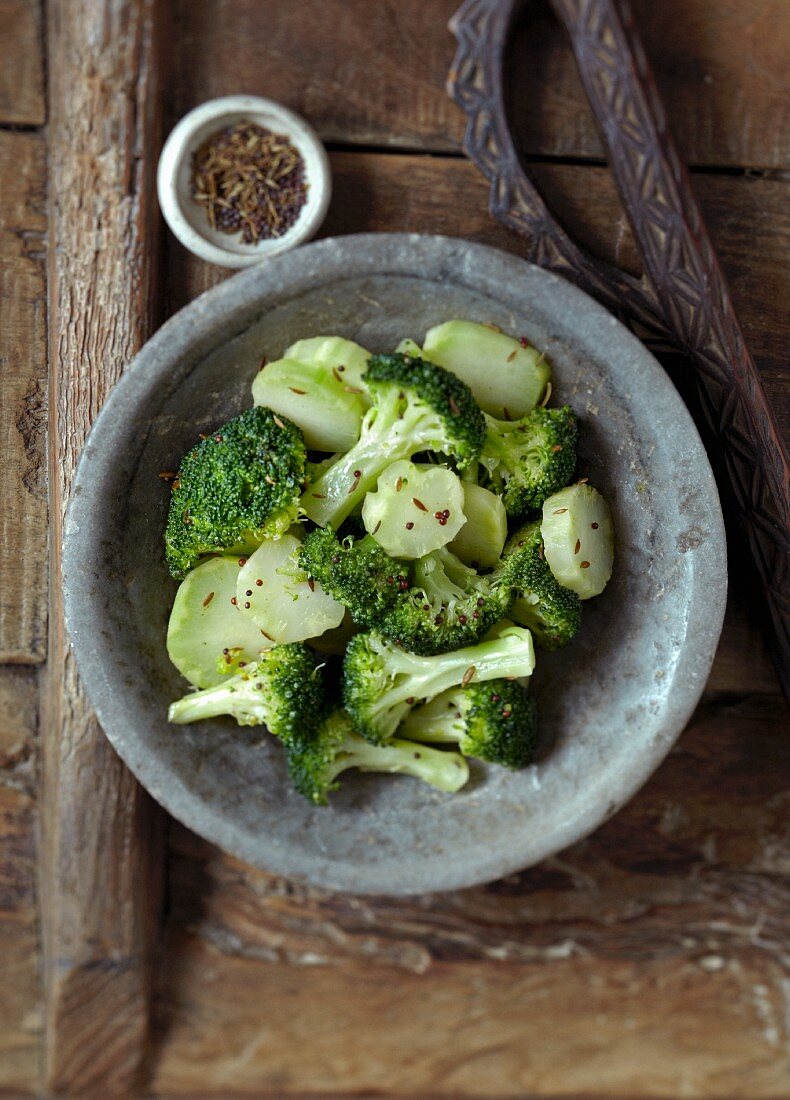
[[63, 233, 726, 895]]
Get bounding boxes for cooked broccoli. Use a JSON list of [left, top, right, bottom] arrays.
[[399, 679, 538, 769], [497, 522, 581, 649], [166, 555, 273, 690], [342, 624, 535, 744], [286, 708, 469, 804], [165, 407, 306, 579], [301, 353, 486, 529], [299, 526, 407, 628], [377, 546, 510, 655], [283, 335, 372, 403], [167, 642, 323, 744], [477, 405, 577, 517]]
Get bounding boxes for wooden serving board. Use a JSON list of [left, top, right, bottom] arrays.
[[0, 0, 788, 1095]]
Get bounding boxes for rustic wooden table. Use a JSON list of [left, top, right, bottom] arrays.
[[1, 1, 789, 1096]]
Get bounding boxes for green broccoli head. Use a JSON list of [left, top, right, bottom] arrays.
[[377, 547, 510, 655], [298, 527, 408, 627], [301, 353, 486, 529], [286, 708, 469, 804], [478, 405, 577, 517], [342, 624, 536, 744], [168, 642, 323, 745], [165, 407, 306, 579], [400, 679, 538, 769], [364, 353, 485, 470], [497, 522, 581, 649]]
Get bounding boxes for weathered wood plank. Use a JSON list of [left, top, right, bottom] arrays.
[[0, 668, 41, 1093], [0, 0, 45, 125], [153, 945, 790, 1096], [0, 131, 47, 662], [707, 578, 778, 696], [154, 695, 790, 1096], [42, 0, 165, 1093], [167, 0, 789, 168], [505, 0, 790, 170]]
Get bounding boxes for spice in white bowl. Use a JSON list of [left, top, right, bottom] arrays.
[[157, 95, 331, 269], [191, 121, 308, 244]]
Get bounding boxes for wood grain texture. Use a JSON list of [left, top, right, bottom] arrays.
[[0, 668, 40, 1093], [505, 0, 790, 170], [165, 0, 790, 168], [707, 576, 778, 696], [0, 0, 45, 125], [42, 0, 165, 1093], [0, 131, 47, 662], [154, 699, 790, 1096]]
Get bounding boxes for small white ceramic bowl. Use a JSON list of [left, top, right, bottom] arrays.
[[157, 95, 331, 269]]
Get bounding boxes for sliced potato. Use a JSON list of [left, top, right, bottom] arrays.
[[541, 483, 614, 599], [362, 460, 466, 559], [236, 533, 345, 643], [423, 319, 551, 419], [167, 556, 272, 689], [252, 357, 364, 452]]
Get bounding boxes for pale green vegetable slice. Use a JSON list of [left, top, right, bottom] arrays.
[[236, 533, 345, 643], [449, 482, 508, 568], [423, 319, 551, 419], [283, 335, 372, 403], [251, 357, 364, 452], [167, 556, 272, 689], [395, 337, 425, 358], [309, 612, 359, 656], [541, 483, 614, 599], [362, 459, 466, 559]]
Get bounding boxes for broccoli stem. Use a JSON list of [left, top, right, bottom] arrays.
[[327, 734, 469, 793], [396, 705, 459, 743], [302, 391, 447, 529], [168, 678, 263, 726], [370, 628, 535, 728]]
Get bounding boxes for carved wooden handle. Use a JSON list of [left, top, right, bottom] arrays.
[[448, 0, 790, 698]]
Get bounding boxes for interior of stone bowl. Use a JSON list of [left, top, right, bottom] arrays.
[[63, 234, 726, 894]]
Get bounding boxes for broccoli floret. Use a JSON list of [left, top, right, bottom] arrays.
[[399, 679, 538, 769], [497, 522, 581, 649], [377, 546, 510, 655], [165, 407, 306, 579], [342, 624, 535, 744], [301, 353, 486, 529], [478, 405, 577, 517], [299, 527, 408, 627], [286, 708, 469, 804], [168, 642, 323, 744]]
